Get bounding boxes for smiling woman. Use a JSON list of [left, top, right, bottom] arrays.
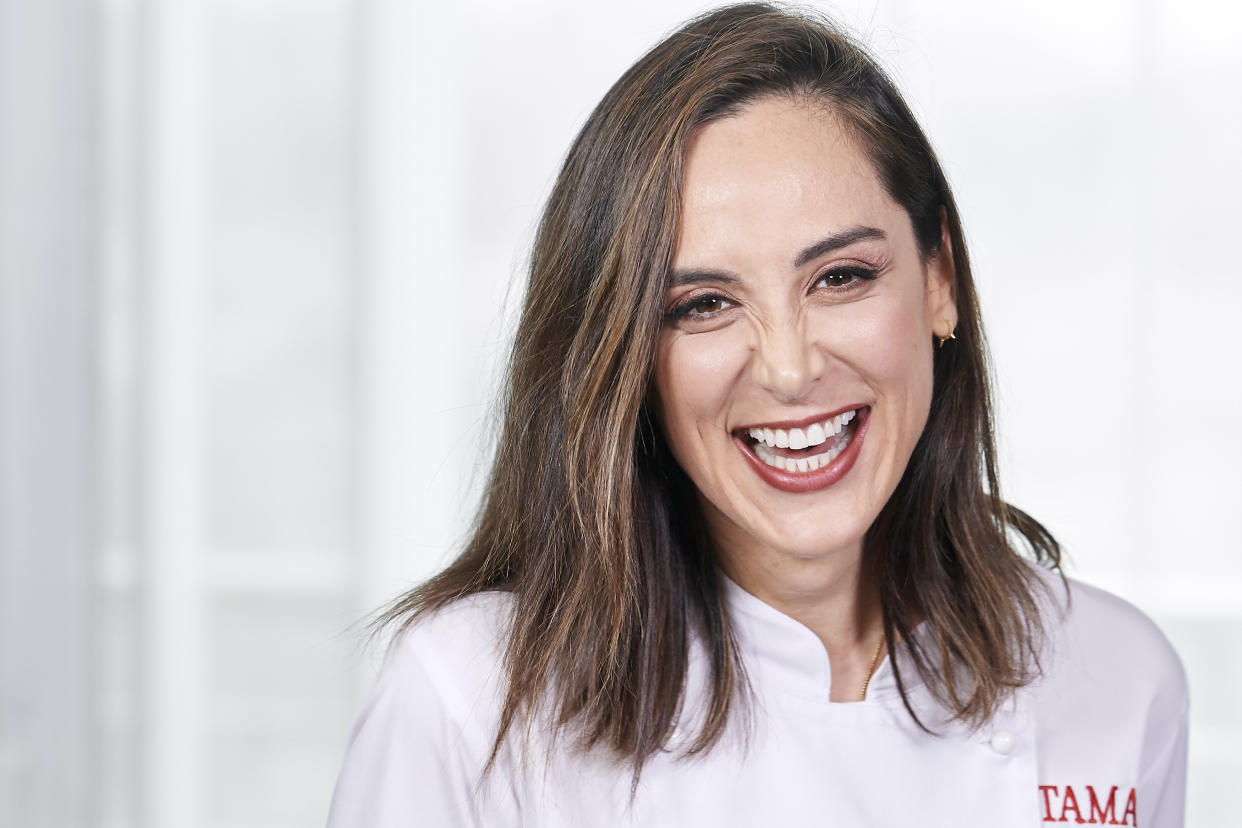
[[327, 4, 1188, 826], [654, 99, 960, 703]]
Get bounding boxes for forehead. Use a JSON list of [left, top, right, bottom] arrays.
[[675, 97, 907, 266]]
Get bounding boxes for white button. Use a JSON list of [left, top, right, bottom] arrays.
[[989, 729, 1015, 755]]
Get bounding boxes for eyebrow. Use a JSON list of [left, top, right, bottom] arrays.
[[668, 225, 888, 287], [793, 226, 887, 268]]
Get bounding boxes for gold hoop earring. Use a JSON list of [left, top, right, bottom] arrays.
[[937, 322, 956, 348]]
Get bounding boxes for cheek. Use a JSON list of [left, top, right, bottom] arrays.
[[655, 328, 749, 453], [819, 290, 934, 415], [867, 295, 935, 429], [875, 301, 931, 378]]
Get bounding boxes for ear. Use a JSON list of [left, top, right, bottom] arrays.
[[925, 207, 958, 338]]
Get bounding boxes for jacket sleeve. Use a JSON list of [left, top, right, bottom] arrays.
[[1139, 700, 1189, 828], [324, 627, 521, 828]]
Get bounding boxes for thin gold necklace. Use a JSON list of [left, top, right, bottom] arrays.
[[857, 636, 886, 701]]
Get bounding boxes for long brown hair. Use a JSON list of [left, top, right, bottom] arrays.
[[374, 1, 1061, 785]]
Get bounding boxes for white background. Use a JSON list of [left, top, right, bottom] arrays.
[[1, 0, 1238, 825]]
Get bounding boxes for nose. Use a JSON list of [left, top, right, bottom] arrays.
[[751, 321, 824, 403]]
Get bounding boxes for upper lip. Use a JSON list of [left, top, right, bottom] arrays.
[[733, 404, 867, 433]]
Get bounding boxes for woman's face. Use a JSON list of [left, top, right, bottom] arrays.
[[654, 96, 956, 566]]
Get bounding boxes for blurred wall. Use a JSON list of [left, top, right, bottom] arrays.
[[0, 0, 98, 824], [0, 0, 1238, 826]]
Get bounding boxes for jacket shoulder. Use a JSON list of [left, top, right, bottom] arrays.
[[1035, 568, 1187, 712], [326, 591, 520, 827], [381, 590, 516, 734], [1028, 565, 1188, 768]]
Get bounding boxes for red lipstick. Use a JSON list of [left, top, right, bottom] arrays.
[[735, 404, 863, 433], [733, 406, 870, 494]]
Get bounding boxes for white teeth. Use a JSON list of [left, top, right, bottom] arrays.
[[748, 408, 866, 476], [746, 408, 863, 475], [754, 438, 847, 474], [745, 427, 778, 447]]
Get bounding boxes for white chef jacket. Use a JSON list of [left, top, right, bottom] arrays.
[[326, 564, 1188, 827]]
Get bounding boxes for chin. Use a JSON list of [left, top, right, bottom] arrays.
[[755, 523, 869, 562]]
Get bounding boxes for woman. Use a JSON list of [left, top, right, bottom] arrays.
[[327, 4, 1188, 825]]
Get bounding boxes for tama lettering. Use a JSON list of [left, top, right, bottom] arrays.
[[1038, 785, 1138, 825]]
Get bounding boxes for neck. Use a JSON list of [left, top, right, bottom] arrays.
[[712, 526, 885, 702]]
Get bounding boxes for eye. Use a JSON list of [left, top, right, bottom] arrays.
[[670, 293, 734, 321], [812, 266, 880, 292]]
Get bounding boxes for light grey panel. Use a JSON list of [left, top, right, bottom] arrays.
[[0, 0, 100, 825]]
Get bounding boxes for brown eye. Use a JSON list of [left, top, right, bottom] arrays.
[[691, 296, 724, 314], [671, 293, 734, 321], [814, 266, 880, 292]]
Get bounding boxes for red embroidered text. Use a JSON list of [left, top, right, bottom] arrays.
[[1038, 785, 1138, 825]]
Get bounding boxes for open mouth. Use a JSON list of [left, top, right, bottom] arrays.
[[732, 406, 870, 493]]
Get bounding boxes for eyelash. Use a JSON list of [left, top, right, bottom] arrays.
[[813, 265, 880, 292], [667, 265, 880, 321]]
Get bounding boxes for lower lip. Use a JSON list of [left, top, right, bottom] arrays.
[[733, 407, 870, 494]]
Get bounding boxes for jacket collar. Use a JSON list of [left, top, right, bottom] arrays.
[[719, 571, 930, 705]]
